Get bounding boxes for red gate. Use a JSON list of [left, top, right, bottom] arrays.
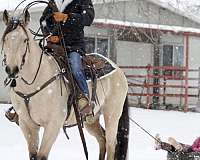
[[120, 65, 200, 111]]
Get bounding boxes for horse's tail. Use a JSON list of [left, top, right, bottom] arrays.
[[115, 96, 129, 160]]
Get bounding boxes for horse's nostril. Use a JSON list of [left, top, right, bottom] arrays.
[[5, 66, 19, 76], [5, 66, 11, 75], [13, 66, 19, 74]]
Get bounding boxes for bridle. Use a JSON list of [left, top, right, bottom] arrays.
[[2, 18, 47, 87], [2, 18, 30, 72], [2, 16, 66, 127]]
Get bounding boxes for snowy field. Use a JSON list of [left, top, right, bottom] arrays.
[[1, 104, 200, 160]]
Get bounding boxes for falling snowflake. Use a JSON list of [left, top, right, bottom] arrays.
[[47, 89, 53, 94], [63, 108, 67, 113]]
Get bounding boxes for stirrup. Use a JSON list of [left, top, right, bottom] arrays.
[[78, 95, 95, 123], [78, 96, 89, 109], [81, 111, 94, 123]]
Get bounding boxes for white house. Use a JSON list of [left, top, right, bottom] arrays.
[[1, 0, 200, 110]]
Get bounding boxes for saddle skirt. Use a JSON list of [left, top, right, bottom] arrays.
[[82, 53, 115, 80]]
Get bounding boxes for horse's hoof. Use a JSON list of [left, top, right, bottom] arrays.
[[30, 154, 37, 160], [41, 156, 47, 160]]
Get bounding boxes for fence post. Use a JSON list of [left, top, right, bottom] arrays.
[[146, 64, 151, 109], [163, 77, 166, 106], [196, 67, 200, 107], [184, 35, 189, 112]]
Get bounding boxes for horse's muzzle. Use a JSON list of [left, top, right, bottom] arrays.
[[5, 66, 19, 78]]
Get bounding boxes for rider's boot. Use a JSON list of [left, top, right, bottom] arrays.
[[5, 107, 19, 125], [78, 95, 92, 114], [78, 95, 93, 121]]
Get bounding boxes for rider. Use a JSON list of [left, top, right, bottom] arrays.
[[40, 0, 95, 115], [5, 0, 95, 122]]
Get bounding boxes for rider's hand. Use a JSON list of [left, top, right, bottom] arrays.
[[47, 36, 60, 43], [53, 12, 68, 22]]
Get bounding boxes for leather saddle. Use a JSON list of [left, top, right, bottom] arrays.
[[45, 43, 107, 72]]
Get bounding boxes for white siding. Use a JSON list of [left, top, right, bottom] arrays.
[[116, 41, 153, 104], [189, 36, 200, 71], [188, 36, 200, 105]]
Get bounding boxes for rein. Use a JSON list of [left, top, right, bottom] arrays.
[[47, 2, 89, 159], [2, 16, 67, 125], [21, 40, 45, 85], [20, 38, 30, 70]]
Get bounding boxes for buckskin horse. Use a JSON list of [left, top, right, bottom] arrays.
[[2, 9, 129, 160]]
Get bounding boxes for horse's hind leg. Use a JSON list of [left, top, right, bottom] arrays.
[[103, 100, 125, 160], [19, 119, 40, 159], [85, 117, 106, 160], [37, 121, 62, 160], [104, 114, 119, 160]]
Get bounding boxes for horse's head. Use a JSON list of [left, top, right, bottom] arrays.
[[2, 10, 30, 78]]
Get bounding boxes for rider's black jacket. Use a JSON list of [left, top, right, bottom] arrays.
[[40, 0, 95, 54]]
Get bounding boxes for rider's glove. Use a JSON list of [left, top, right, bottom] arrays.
[[47, 35, 60, 43], [53, 12, 69, 22]]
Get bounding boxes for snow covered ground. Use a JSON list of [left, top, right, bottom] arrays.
[[1, 103, 200, 160]]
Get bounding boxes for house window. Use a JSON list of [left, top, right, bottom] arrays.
[[97, 38, 108, 57], [162, 44, 184, 76], [85, 36, 109, 57], [85, 37, 95, 54]]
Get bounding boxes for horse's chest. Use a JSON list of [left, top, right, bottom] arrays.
[[16, 92, 67, 125]]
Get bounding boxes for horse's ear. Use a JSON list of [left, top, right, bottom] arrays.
[[23, 10, 30, 26], [3, 10, 9, 25]]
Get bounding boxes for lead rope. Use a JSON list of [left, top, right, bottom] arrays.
[[129, 116, 173, 153]]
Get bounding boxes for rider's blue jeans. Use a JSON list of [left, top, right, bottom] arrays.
[[68, 51, 89, 98]]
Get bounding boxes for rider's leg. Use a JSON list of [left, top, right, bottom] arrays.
[[68, 51, 91, 114]]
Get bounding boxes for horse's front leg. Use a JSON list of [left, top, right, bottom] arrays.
[[37, 120, 63, 160], [30, 154, 37, 160], [85, 117, 106, 160], [19, 118, 40, 160]]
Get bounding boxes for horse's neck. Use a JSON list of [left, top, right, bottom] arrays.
[[19, 33, 59, 87]]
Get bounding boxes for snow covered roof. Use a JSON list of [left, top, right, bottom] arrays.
[[146, 0, 200, 24], [0, 0, 200, 25], [93, 0, 200, 25], [1, 0, 200, 33], [94, 18, 200, 35]]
